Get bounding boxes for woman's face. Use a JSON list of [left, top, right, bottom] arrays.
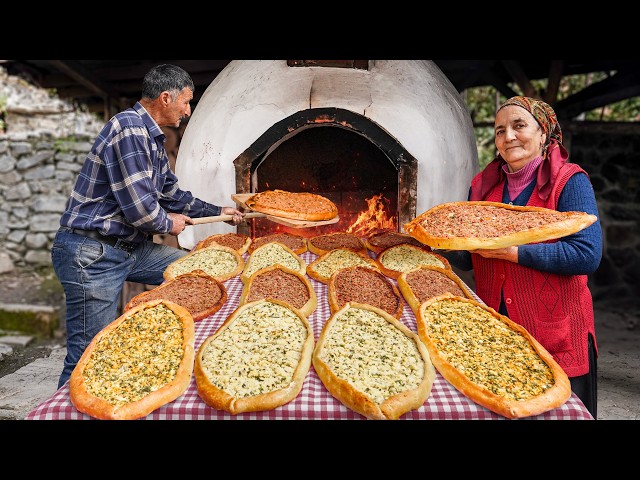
[[494, 105, 546, 172]]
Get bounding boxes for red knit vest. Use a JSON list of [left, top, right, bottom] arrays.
[[470, 164, 596, 377]]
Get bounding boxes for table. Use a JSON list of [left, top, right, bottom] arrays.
[[26, 251, 593, 420]]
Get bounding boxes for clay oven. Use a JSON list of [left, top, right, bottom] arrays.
[[176, 60, 478, 249]]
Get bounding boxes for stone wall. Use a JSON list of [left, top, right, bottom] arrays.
[[0, 134, 93, 271], [570, 130, 640, 308]]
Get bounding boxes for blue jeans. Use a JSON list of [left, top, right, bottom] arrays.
[[51, 228, 188, 389]]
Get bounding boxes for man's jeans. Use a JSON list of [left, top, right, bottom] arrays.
[[51, 228, 188, 389]]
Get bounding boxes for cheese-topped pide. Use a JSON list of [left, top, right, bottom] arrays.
[[69, 299, 195, 420], [376, 243, 450, 280], [313, 302, 435, 420], [164, 244, 244, 282], [417, 295, 571, 418], [195, 299, 314, 414], [307, 248, 379, 284], [241, 242, 306, 284]]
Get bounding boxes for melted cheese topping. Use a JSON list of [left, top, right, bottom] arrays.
[[171, 248, 238, 278], [311, 249, 374, 280], [318, 307, 425, 405], [381, 245, 444, 273], [199, 302, 308, 397], [244, 243, 302, 278], [422, 299, 555, 400], [82, 304, 184, 407]]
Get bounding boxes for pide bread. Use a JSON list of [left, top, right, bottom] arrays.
[[404, 200, 598, 250], [416, 294, 572, 418], [241, 242, 307, 284], [124, 270, 227, 322], [195, 233, 251, 255], [239, 265, 318, 317], [397, 265, 474, 316], [69, 299, 195, 420], [375, 243, 451, 280], [313, 302, 435, 420], [364, 230, 427, 255], [328, 265, 403, 319], [307, 231, 367, 256], [164, 244, 244, 282], [245, 189, 338, 221], [248, 232, 307, 255], [194, 299, 314, 414], [306, 248, 379, 284]]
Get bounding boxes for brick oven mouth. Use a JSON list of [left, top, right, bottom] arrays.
[[233, 108, 418, 239]]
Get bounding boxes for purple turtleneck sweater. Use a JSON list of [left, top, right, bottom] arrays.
[[503, 156, 543, 201]]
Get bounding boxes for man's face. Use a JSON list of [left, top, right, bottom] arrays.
[[167, 87, 193, 127]]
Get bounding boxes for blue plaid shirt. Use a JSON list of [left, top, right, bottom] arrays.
[[60, 102, 221, 243]]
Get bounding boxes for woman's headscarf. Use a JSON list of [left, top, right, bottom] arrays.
[[470, 95, 568, 202], [498, 95, 563, 147]]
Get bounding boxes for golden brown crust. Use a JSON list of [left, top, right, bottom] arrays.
[[124, 270, 227, 321], [245, 189, 338, 221], [307, 232, 367, 256], [241, 241, 307, 285], [404, 200, 598, 250], [163, 244, 244, 283], [69, 299, 195, 420], [239, 264, 318, 317], [364, 230, 427, 255], [328, 265, 403, 319], [194, 299, 314, 414], [313, 302, 435, 419], [375, 244, 451, 280], [416, 294, 572, 418], [248, 232, 308, 255], [397, 265, 474, 316], [306, 248, 379, 284], [195, 233, 251, 255]]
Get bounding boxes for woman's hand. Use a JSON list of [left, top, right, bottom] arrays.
[[470, 246, 519, 263]]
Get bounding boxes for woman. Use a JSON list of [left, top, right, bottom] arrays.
[[443, 96, 602, 418]]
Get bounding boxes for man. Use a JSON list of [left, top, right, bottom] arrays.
[[51, 64, 244, 389]]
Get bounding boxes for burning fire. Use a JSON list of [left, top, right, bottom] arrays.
[[346, 193, 397, 237]]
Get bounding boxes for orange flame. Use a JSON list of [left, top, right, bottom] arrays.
[[346, 193, 397, 237]]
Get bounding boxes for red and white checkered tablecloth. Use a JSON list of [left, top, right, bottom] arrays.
[[25, 251, 593, 421]]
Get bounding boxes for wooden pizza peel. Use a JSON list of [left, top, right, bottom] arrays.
[[190, 193, 340, 229]]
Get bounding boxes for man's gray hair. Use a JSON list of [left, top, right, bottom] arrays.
[[142, 64, 195, 100]]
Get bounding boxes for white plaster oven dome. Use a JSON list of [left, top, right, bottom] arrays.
[[176, 60, 478, 250]]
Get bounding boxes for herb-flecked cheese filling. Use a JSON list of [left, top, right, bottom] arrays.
[[423, 299, 555, 401], [381, 245, 444, 272], [171, 248, 238, 278], [244, 243, 301, 278], [199, 302, 307, 397], [83, 304, 184, 407], [319, 307, 425, 405], [313, 249, 373, 280]]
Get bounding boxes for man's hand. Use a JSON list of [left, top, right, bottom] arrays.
[[168, 213, 194, 235], [221, 207, 246, 226]]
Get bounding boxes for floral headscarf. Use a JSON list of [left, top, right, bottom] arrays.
[[498, 95, 563, 147], [470, 96, 568, 202]]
